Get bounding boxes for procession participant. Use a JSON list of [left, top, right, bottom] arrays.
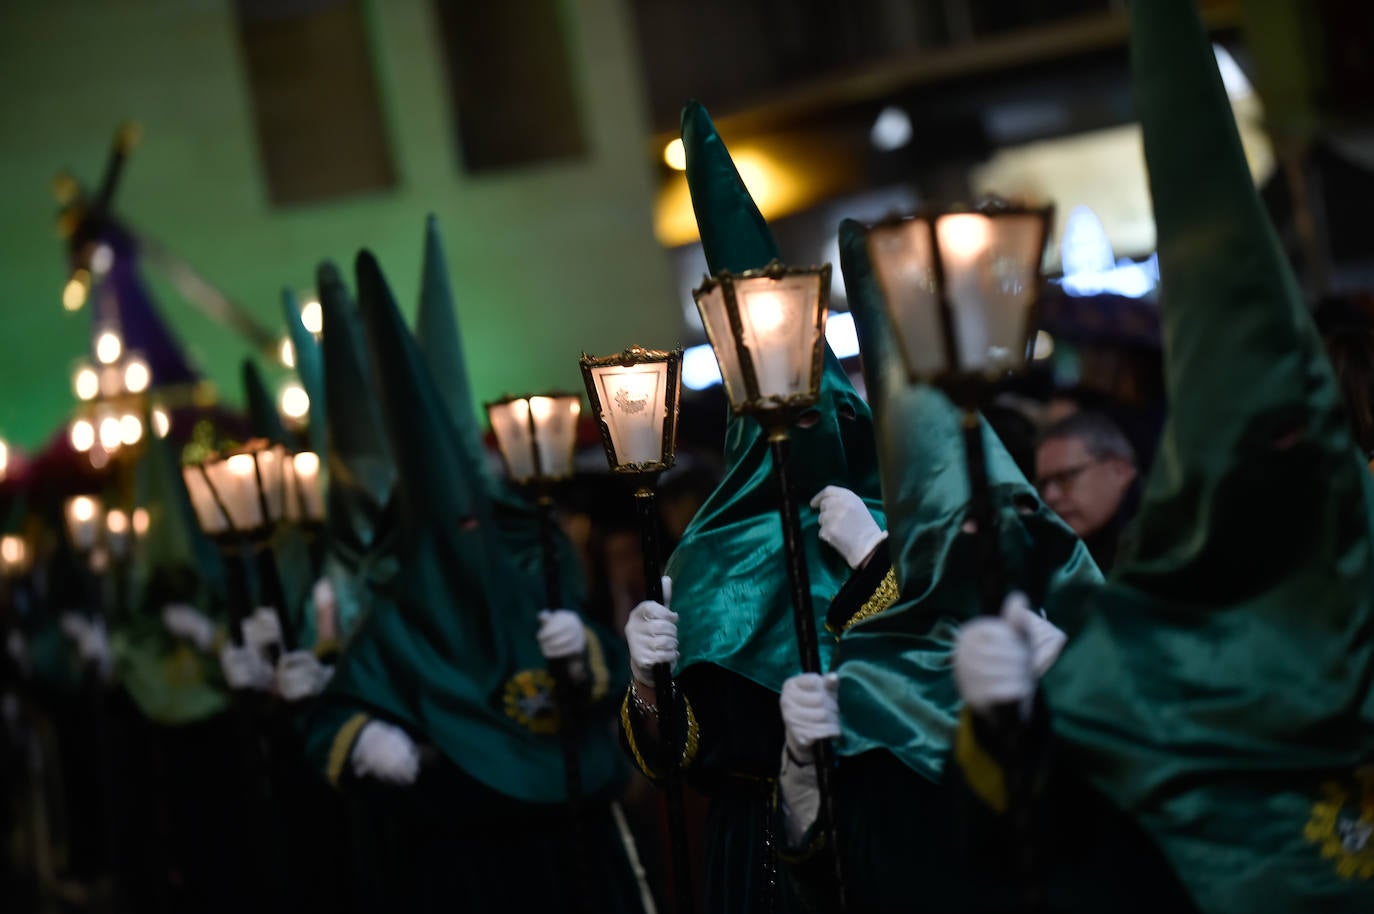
[[302, 239, 645, 913], [953, 1, 1374, 911], [620, 101, 892, 913], [770, 216, 1101, 912]]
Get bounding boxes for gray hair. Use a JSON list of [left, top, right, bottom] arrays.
[[1039, 410, 1136, 466]]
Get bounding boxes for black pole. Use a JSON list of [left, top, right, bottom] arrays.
[[253, 543, 295, 653], [958, 410, 1041, 910], [536, 494, 584, 810], [535, 494, 593, 914], [635, 486, 696, 914], [959, 413, 1005, 617], [769, 432, 847, 913], [220, 540, 251, 646]]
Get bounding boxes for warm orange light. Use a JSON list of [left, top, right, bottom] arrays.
[[664, 138, 686, 171]]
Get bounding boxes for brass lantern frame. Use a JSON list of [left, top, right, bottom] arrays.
[[186, 438, 291, 540], [865, 198, 1054, 407], [692, 259, 832, 424], [483, 391, 583, 485], [578, 345, 682, 477]]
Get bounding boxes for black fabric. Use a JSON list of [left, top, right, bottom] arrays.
[[623, 664, 808, 914], [361, 751, 645, 914], [945, 700, 1201, 914], [826, 551, 893, 637]]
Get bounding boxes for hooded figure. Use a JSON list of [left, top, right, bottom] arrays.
[[302, 235, 643, 914], [115, 426, 231, 725], [619, 103, 892, 914], [240, 357, 317, 653], [948, 2, 1374, 912], [769, 220, 1104, 911], [102, 430, 280, 913]]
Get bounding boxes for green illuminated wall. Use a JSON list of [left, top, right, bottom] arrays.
[[0, 0, 675, 452]]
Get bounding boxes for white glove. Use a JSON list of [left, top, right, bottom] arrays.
[[1001, 591, 1066, 677], [60, 612, 92, 646], [781, 671, 841, 760], [953, 591, 1063, 718], [777, 672, 840, 847], [162, 603, 217, 651], [625, 576, 677, 688], [350, 720, 420, 785], [275, 650, 333, 702], [312, 577, 339, 644], [241, 607, 283, 654], [219, 642, 274, 692], [7, 630, 28, 672], [61, 613, 110, 671], [536, 610, 587, 660], [810, 486, 887, 569]]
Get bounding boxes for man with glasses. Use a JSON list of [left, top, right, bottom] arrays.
[[1035, 411, 1139, 570]]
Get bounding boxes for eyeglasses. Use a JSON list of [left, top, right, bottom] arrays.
[[1035, 460, 1099, 493]]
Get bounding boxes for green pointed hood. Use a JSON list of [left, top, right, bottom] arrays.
[[116, 428, 229, 724], [412, 214, 585, 603], [323, 249, 622, 803], [832, 219, 1098, 780], [282, 287, 326, 456], [134, 429, 227, 606], [415, 214, 488, 484], [313, 260, 395, 642], [1043, 3, 1374, 911], [241, 358, 287, 444], [665, 102, 884, 692]]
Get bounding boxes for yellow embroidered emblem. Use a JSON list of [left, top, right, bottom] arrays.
[[162, 643, 203, 688], [502, 669, 560, 734], [1303, 766, 1374, 880]]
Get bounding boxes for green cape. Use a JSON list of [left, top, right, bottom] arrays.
[[665, 102, 885, 693], [1044, 1, 1374, 909], [115, 426, 229, 724], [322, 248, 622, 804], [833, 219, 1100, 780]]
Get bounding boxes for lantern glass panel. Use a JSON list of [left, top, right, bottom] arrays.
[[65, 495, 103, 552], [293, 452, 325, 521], [204, 454, 265, 531], [105, 509, 131, 558], [489, 399, 537, 483], [282, 455, 300, 523], [734, 273, 825, 402], [182, 467, 230, 535], [693, 283, 748, 408], [937, 212, 1043, 374], [868, 219, 948, 378], [587, 361, 669, 468], [255, 446, 287, 523], [1, 535, 30, 576], [530, 396, 579, 480]]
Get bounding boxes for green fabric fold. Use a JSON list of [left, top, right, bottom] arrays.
[[666, 102, 884, 693], [316, 259, 394, 643], [117, 428, 229, 724], [320, 247, 623, 804], [833, 219, 1100, 780], [1043, 2, 1374, 910]]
